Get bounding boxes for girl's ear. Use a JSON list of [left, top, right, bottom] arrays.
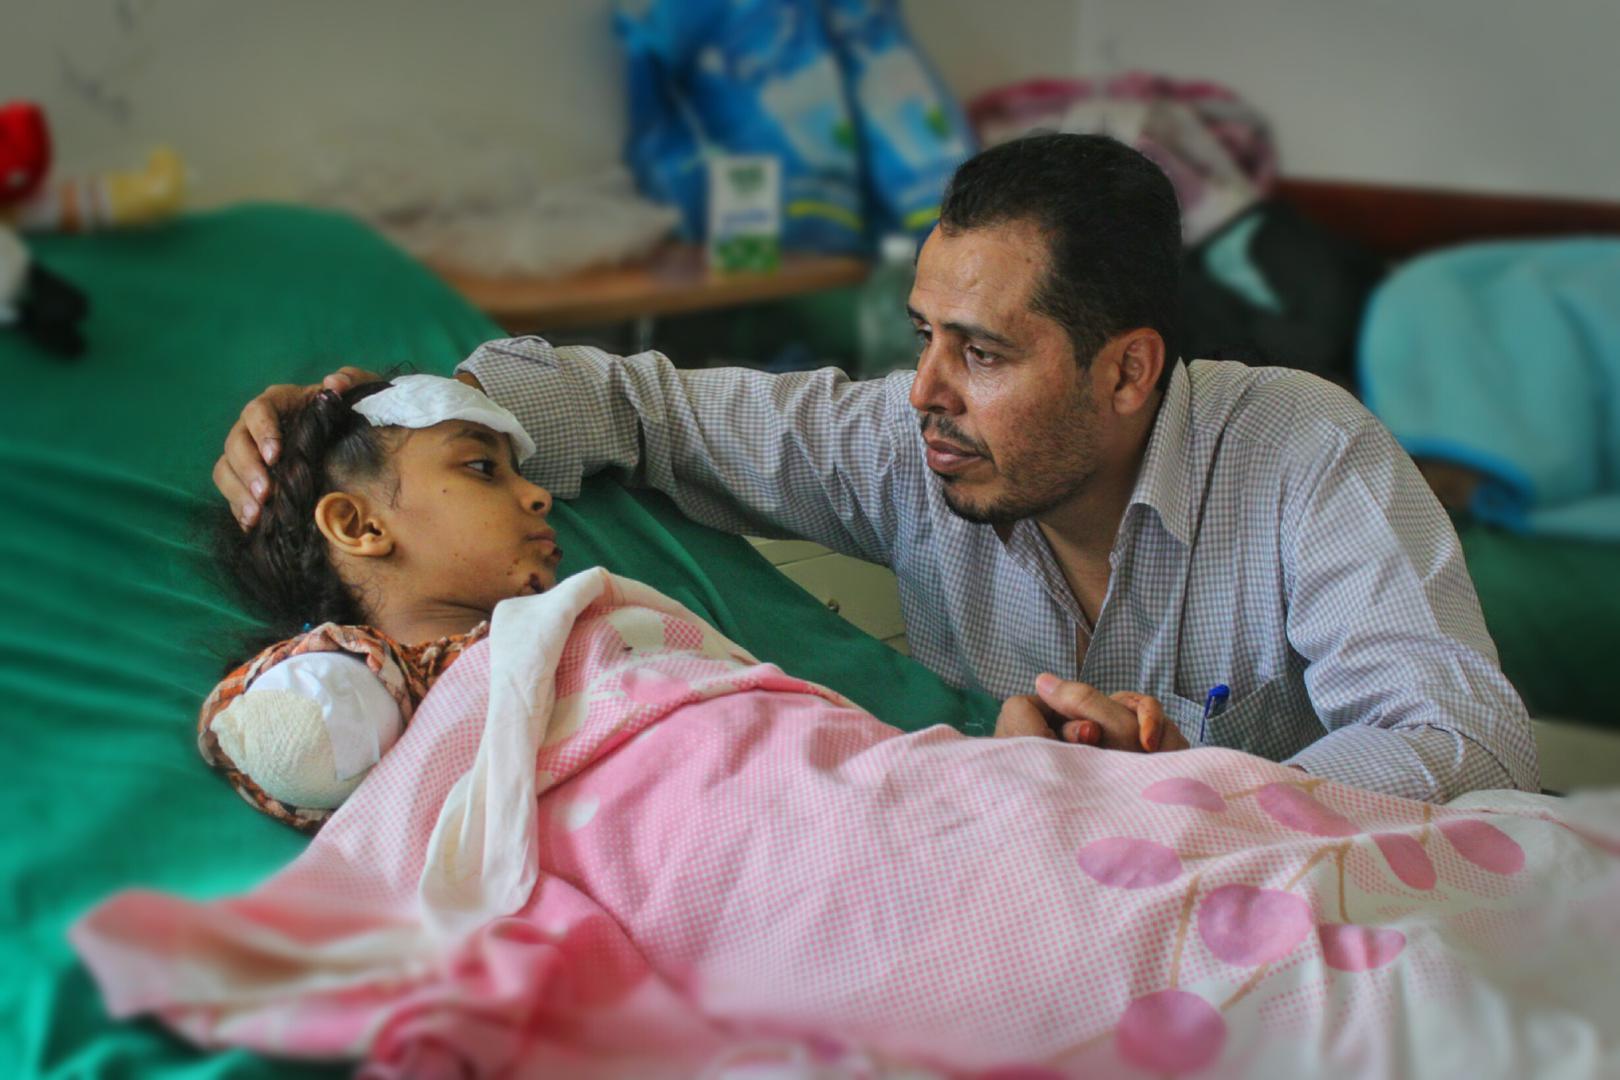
[[314, 491, 394, 558]]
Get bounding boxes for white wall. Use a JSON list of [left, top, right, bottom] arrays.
[[906, 0, 1081, 102], [7, 0, 1613, 207], [1, 0, 1078, 209], [4, 0, 627, 207], [1077, 0, 1620, 200]]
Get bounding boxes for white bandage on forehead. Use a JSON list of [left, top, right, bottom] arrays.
[[351, 374, 537, 463]]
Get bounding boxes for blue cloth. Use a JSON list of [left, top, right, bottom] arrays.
[[1358, 240, 1620, 541], [820, 0, 976, 240], [614, 0, 865, 253], [1203, 210, 1282, 313]]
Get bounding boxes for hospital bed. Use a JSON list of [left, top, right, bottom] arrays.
[[3, 197, 1616, 1076], [0, 205, 994, 1078]]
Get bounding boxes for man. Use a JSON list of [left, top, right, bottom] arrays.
[[215, 134, 1536, 802]]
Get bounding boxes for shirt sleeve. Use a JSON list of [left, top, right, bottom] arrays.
[[1279, 416, 1540, 801], [458, 335, 910, 564]]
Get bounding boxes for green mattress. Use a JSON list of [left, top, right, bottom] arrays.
[[1460, 524, 1620, 727], [0, 206, 995, 1078]]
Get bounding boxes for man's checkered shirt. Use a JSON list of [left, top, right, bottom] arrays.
[[463, 337, 1537, 802]]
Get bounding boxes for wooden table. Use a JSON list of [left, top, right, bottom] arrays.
[[429, 244, 870, 346]]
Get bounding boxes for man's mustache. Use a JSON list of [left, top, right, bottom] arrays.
[[919, 414, 990, 459]]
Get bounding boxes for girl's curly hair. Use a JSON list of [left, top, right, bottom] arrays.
[[213, 380, 402, 665]]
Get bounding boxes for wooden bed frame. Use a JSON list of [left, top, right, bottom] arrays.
[[1275, 177, 1620, 260]]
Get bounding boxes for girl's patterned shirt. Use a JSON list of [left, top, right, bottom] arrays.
[[198, 621, 489, 832]]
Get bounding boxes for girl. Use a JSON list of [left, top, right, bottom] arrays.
[[200, 374, 563, 830], [198, 373, 1174, 832]]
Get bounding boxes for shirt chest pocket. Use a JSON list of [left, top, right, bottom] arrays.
[[1162, 673, 1320, 761]]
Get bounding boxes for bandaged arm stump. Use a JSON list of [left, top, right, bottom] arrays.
[[198, 625, 425, 832], [209, 652, 403, 810]]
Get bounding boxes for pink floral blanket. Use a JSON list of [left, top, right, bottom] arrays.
[[72, 570, 1620, 1078]]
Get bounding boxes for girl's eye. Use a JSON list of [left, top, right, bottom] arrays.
[[468, 459, 497, 477]]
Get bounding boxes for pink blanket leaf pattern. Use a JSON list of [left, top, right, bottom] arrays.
[[71, 570, 1620, 1078]]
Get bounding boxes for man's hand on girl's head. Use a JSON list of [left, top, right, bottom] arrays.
[[214, 366, 378, 530]]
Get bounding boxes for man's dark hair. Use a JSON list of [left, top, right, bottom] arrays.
[[938, 133, 1182, 391]]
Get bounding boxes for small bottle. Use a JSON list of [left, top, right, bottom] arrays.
[[854, 233, 920, 379]]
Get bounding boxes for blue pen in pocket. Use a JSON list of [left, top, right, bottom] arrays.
[[1199, 684, 1230, 745]]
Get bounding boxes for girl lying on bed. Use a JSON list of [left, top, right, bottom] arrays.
[[198, 373, 1178, 832], [73, 373, 1620, 1078], [198, 374, 565, 830]]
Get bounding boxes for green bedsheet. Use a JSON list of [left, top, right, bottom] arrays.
[[1460, 524, 1620, 727], [0, 205, 996, 1078]]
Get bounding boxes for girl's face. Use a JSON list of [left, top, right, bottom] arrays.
[[379, 419, 561, 616]]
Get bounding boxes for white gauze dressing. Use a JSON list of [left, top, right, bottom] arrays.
[[352, 374, 536, 462]]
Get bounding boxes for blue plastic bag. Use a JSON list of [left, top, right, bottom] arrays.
[[615, 0, 865, 254], [821, 0, 976, 240]]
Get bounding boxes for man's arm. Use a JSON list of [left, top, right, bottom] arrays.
[[458, 336, 909, 564], [1280, 415, 1538, 801]]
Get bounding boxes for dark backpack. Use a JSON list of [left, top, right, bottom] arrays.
[[1178, 199, 1385, 387]]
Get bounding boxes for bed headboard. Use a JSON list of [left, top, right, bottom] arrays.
[[1275, 178, 1620, 261]]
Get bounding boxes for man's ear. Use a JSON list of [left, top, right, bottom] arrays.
[[313, 491, 394, 558], [1106, 328, 1166, 417]]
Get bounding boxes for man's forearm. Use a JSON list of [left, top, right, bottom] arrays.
[[1284, 721, 1521, 802], [456, 336, 905, 562], [1281, 415, 1539, 803]]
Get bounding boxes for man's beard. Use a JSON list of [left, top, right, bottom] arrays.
[[922, 389, 1100, 528]]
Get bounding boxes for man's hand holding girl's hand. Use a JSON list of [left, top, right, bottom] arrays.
[[994, 673, 1189, 753]]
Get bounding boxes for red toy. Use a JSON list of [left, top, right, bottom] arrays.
[[1, 101, 88, 357], [0, 101, 52, 205], [3, 98, 185, 233]]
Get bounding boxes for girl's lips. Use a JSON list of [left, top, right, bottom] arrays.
[[525, 531, 563, 564]]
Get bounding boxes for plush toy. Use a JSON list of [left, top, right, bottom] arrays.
[[1, 99, 190, 356], [2, 100, 186, 233], [10, 144, 186, 232], [0, 224, 89, 356], [0, 101, 88, 356], [0, 101, 50, 205]]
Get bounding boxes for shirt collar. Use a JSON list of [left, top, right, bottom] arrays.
[[1125, 359, 1194, 547]]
